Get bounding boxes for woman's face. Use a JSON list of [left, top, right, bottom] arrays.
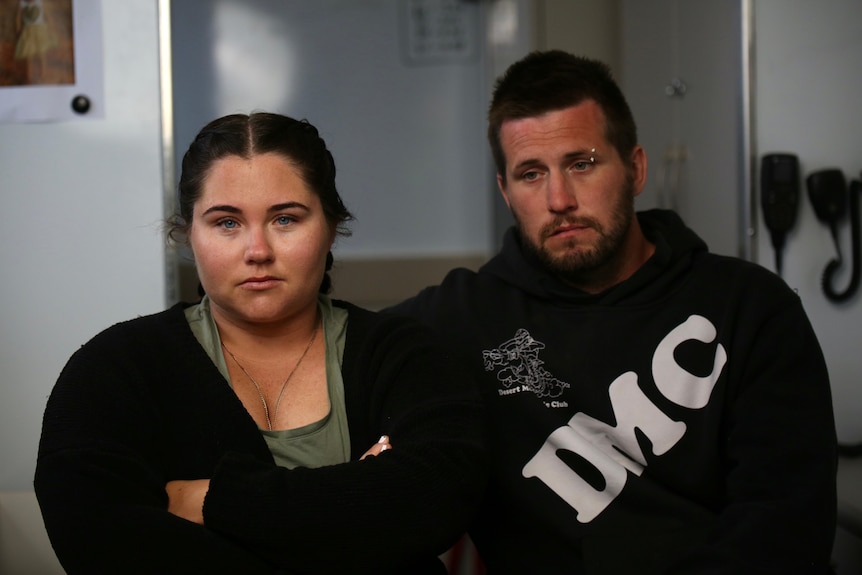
[[189, 152, 335, 329]]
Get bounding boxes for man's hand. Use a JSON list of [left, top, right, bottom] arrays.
[[166, 479, 210, 525]]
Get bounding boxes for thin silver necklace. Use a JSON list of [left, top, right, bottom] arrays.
[[222, 320, 319, 431]]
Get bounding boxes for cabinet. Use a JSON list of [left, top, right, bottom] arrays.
[[620, 0, 749, 258]]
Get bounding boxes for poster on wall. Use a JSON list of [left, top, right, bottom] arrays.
[[0, 0, 103, 122], [400, 0, 478, 65]]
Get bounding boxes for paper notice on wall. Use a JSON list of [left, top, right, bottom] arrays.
[[0, 0, 103, 122], [401, 0, 478, 65]]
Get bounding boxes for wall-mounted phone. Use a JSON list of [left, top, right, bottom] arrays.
[[761, 153, 801, 276], [806, 168, 861, 303]]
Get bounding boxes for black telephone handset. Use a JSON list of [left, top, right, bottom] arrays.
[[807, 169, 847, 231], [761, 153, 801, 275], [806, 169, 861, 303]]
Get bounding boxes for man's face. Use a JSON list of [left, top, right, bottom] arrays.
[[497, 100, 648, 291]]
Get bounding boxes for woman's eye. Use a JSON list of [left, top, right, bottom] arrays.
[[217, 218, 238, 229], [275, 215, 295, 226]]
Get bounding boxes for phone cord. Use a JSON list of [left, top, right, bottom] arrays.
[[822, 178, 861, 302]]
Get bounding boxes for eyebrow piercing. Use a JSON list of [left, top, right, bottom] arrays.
[[590, 148, 596, 163]]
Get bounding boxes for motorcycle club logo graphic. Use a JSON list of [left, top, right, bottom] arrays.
[[483, 329, 569, 400]]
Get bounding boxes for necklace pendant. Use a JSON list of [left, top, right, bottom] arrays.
[[221, 319, 320, 432]]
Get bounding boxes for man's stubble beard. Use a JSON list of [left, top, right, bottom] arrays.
[[515, 173, 636, 287]]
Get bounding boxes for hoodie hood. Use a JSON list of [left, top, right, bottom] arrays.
[[480, 209, 708, 306]]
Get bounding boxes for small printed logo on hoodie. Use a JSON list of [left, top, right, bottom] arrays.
[[483, 329, 570, 405]]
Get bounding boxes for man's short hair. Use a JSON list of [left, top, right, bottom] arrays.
[[488, 50, 639, 182]]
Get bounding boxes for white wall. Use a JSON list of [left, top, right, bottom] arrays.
[[752, 0, 862, 444], [0, 1, 166, 490], [533, 0, 620, 74]]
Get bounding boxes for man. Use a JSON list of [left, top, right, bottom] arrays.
[[388, 51, 837, 574]]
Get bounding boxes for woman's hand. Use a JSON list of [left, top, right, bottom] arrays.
[[360, 435, 392, 460], [165, 438, 389, 524], [166, 479, 210, 525]]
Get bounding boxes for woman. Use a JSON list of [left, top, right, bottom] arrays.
[[34, 113, 487, 574]]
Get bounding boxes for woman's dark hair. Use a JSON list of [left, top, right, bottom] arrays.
[[167, 112, 353, 293], [488, 50, 638, 184]]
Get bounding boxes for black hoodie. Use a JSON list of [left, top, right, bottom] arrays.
[[389, 209, 837, 574]]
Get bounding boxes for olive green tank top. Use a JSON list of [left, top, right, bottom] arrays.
[[185, 295, 351, 469]]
